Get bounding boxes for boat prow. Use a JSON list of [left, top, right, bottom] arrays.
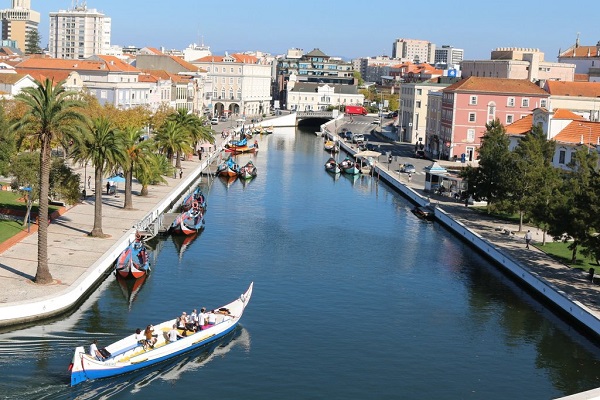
[[70, 282, 253, 386]]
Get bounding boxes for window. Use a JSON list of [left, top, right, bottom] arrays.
[[416, 101, 421, 108], [467, 129, 475, 142], [506, 115, 514, 124], [540, 99, 548, 108], [558, 150, 566, 164], [521, 98, 529, 107], [469, 95, 477, 105], [468, 113, 476, 122], [507, 97, 515, 107]]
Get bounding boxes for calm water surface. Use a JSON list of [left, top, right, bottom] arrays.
[[2, 127, 600, 399]]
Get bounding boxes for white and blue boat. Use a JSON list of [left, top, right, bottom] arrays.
[[69, 282, 253, 386]]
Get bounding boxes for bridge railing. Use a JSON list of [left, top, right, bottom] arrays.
[[297, 111, 333, 118]]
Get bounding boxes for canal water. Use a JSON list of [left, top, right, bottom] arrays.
[[1, 127, 600, 399]]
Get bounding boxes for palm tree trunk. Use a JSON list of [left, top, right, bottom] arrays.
[[89, 165, 105, 237], [175, 151, 182, 169], [124, 161, 133, 210], [141, 184, 149, 196], [35, 137, 53, 284]]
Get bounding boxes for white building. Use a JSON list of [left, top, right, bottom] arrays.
[[434, 45, 464, 69], [0, 0, 40, 53], [286, 75, 364, 112], [182, 42, 211, 62], [48, 3, 111, 59], [192, 53, 272, 118]]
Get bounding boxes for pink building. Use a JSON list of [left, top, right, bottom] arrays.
[[439, 77, 549, 161]]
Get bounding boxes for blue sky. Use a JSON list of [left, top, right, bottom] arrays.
[[31, 0, 600, 61]]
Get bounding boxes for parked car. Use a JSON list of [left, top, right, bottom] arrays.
[[219, 116, 227, 122], [401, 163, 416, 173], [372, 119, 380, 124], [343, 131, 353, 140], [414, 150, 426, 159], [210, 117, 219, 125]]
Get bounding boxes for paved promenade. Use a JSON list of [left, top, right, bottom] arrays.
[[0, 133, 229, 322]]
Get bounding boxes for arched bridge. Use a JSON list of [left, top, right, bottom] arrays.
[[296, 111, 334, 126]]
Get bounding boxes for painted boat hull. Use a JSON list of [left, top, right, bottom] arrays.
[[170, 209, 205, 235], [70, 283, 253, 386], [181, 188, 206, 212], [115, 242, 150, 279]]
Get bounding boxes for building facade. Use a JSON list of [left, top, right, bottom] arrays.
[[558, 37, 600, 81], [286, 76, 364, 112], [399, 78, 453, 145], [544, 81, 600, 122], [0, 0, 39, 53], [48, 4, 111, 59], [275, 48, 354, 109], [439, 77, 549, 161], [193, 53, 272, 118], [391, 38, 435, 63], [461, 48, 575, 85], [434, 45, 464, 69]]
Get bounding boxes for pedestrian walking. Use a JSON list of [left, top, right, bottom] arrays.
[[525, 230, 532, 249], [87, 176, 91, 189], [179, 168, 183, 179], [408, 173, 412, 182]]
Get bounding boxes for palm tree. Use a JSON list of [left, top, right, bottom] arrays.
[[72, 116, 125, 237], [135, 152, 169, 196], [120, 126, 152, 209], [13, 78, 85, 284], [167, 109, 215, 158], [153, 120, 193, 170]]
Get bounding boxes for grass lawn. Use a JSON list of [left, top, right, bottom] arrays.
[[535, 241, 597, 271], [0, 219, 27, 244], [0, 190, 60, 215]]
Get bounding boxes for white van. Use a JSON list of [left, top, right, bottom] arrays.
[[210, 117, 219, 125]]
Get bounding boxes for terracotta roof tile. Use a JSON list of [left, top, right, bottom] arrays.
[[552, 109, 586, 120], [444, 76, 548, 95], [0, 73, 27, 84], [559, 46, 600, 58], [16, 56, 140, 74], [14, 68, 74, 84], [554, 121, 600, 146], [505, 115, 534, 135], [545, 80, 600, 98]]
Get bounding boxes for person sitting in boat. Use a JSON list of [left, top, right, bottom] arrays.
[[190, 309, 198, 328], [207, 310, 217, 325], [177, 312, 188, 330], [144, 325, 157, 348], [167, 324, 184, 343], [197, 307, 207, 329], [89, 339, 106, 361]]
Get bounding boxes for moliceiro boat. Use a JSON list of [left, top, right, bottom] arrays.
[[115, 234, 150, 279], [69, 282, 253, 386], [170, 203, 205, 235]]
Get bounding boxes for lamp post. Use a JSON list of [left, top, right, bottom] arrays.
[[579, 123, 592, 154]]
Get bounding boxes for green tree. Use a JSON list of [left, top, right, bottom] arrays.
[[0, 104, 16, 176], [507, 125, 557, 231], [120, 125, 153, 209], [153, 120, 193, 170], [13, 78, 85, 284], [25, 29, 42, 55], [462, 119, 512, 212], [71, 117, 125, 237], [548, 149, 599, 263], [134, 152, 168, 196], [166, 109, 214, 166], [9, 152, 39, 226], [49, 158, 82, 205]]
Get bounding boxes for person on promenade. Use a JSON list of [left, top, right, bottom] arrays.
[[106, 182, 110, 195], [87, 176, 91, 189], [408, 173, 412, 182], [525, 230, 533, 249], [179, 168, 183, 179]]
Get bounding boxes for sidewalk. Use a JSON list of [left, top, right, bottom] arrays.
[[0, 133, 230, 325]]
